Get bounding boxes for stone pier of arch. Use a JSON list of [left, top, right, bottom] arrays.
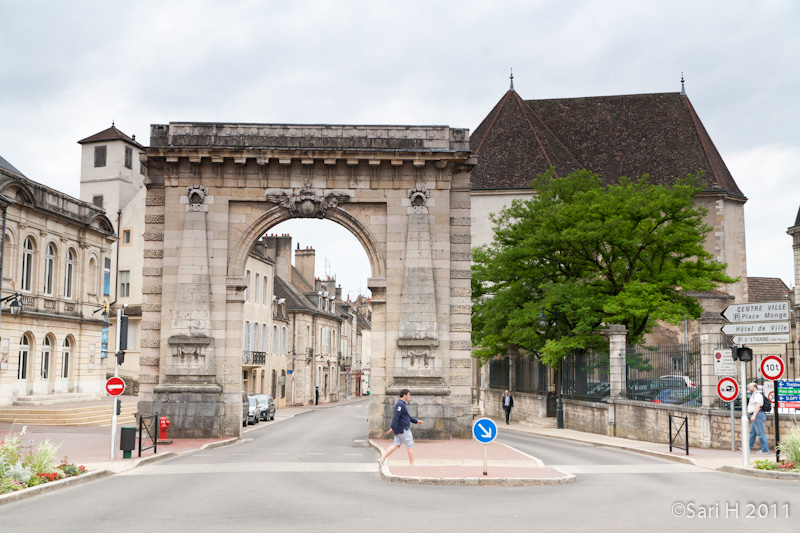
[[136, 123, 476, 439]]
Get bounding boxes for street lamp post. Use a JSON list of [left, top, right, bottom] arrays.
[[538, 308, 564, 429]]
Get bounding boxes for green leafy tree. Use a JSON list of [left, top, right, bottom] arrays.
[[472, 169, 736, 367]]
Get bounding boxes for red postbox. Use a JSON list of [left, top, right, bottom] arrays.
[[159, 416, 170, 440]]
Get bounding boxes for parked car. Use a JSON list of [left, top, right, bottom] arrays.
[[250, 394, 276, 421], [242, 392, 249, 427], [659, 375, 696, 388], [657, 387, 701, 405], [246, 396, 261, 425], [627, 377, 687, 402]]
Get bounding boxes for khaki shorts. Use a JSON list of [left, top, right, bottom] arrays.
[[392, 429, 414, 448]]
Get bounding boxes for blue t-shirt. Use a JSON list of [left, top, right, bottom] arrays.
[[390, 398, 418, 434]]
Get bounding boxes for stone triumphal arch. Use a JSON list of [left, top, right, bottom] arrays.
[[136, 123, 475, 439]]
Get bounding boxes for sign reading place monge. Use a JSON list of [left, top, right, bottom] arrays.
[[721, 301, 789, 323]]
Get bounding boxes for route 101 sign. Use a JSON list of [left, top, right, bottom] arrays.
[[717, 377, 739, 402]]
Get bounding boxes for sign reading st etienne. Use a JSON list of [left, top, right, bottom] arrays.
[[721, 301, 789, 323], [472, 417, 498, 444], [732, 334, 791, 345]]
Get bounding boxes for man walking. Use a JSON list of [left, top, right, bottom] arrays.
[[747, 382, 769, 454], [503, 389, 514, 425], [379, 389, 423, 466]]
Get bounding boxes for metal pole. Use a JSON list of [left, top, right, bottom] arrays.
[[556, 314, 564, 429], [730, 400, 735, 451], [110, 307, 121, 460], [740, 359, 749, 467], [483, 444, 488, 476], [774, 379, 780, 462]]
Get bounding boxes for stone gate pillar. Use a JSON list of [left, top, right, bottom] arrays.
[[605, 324, 627, 398]]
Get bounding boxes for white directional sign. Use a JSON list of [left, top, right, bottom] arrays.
[[472, 417, 498, 444], [732, 334, 791, 345], [721, 301, 789, 323], [713, 349, 736, 377], [721, 322, 790, 335]]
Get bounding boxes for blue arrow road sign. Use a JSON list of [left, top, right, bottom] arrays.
[[472, 417, 498, 444]]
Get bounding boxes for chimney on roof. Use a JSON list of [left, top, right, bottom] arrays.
[[263, 234, 292, 280], [295, 245, 316, 284], [336, 286, 342, 300]]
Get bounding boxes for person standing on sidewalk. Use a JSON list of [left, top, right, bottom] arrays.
[[503, 389, 514, 425], [379, 389, 423, 466], [747, 382, 769, 454]]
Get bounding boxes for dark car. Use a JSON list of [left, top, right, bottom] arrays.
[[250, 394, 276, 421], [627, 377, 688, 402]]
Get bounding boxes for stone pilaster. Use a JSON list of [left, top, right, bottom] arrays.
[[605, 325, 628, 399]]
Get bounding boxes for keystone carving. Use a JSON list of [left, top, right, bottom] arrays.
[[187, 184, 209, 205], [407, 186, 429, 213], [264, 188, 351, 219]]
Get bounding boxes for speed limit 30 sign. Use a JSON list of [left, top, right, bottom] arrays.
[[760, 356, 785, 381], [717, 377, 739, 402]]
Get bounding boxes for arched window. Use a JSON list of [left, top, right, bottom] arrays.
[[88, 257, 97, 296], [244, 322, 251, 354], [254, 274, 259, 305], [18, 335, 30, 380], [274, 325, 278, 353], [255, 323, 261, 352], [41, 337, 52, 379], [265, 326, 270, 354], [245, 270, 251, 301], [61, 338, 71, 379], [44, 244, 55, 295], [262, 277, 268, 305], [64, 249, 75, 299], [21, 237, 34, 292]]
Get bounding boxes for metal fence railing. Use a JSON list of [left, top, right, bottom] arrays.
[[562, 351, 611, 402], [488, 358, 509, 390], [625, 341, 701, 405], [514, 356, 550, 395]]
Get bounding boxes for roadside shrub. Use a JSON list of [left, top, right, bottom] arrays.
[[6, 461, 32, 484], [776, 427, 800, 465], [26, 439, 60, 474]]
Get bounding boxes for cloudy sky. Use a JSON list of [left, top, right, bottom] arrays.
[[1, 0, 798, 298]]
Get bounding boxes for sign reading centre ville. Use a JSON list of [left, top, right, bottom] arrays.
[[721, 301, 789, 323]]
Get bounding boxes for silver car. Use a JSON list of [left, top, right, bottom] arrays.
[[246, 396, 261, 425]]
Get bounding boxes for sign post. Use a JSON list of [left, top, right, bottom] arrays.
[[739, 360, 749, 467], [760, 356, 785, 462], [717, 377, 739, 451], [472, 417, 498, 476]]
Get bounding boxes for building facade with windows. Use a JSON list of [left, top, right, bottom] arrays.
[[78, 124, 146, 391], [0, 155, 116, 404]]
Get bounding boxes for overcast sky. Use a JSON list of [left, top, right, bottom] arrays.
[[1, 0, 798, 298]]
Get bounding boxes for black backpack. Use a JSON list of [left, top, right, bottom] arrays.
[[760, 391, 771, 413]]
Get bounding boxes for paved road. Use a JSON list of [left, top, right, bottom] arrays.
[[3, 400, 798, 532]]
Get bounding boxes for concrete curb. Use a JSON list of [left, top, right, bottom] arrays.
[[368, 439, 575, 486], [503, 426, 699, 467], [0, 469, 113, 506], [719, 465, 800, 481]]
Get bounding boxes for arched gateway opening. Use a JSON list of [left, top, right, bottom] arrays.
[[137, 123, 475, 439]]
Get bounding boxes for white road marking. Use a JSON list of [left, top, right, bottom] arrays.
[[120, 463, 379, 475], [192, 454, 212, 457], [306, 452, 325, 455], [231, 454, 251, 456], [550, 464, 704, 474]]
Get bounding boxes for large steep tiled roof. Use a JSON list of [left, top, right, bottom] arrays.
[[78, 124, 144, 149], [274, 276, 316, 312], [747, 277, 791, 303], [471, 90, 743, 197], [0, 154, 25, 178]]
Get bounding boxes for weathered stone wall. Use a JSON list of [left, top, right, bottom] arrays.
[[484, 389, 549, 420], [564, 398, 799, 449]]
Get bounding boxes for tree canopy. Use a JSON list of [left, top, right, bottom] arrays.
[[471, 169, 737, 367]]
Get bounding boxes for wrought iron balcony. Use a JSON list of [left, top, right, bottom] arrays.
[[242, 351, 266, 365]]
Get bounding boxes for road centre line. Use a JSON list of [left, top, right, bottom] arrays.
[[550, 464, 704, 474]]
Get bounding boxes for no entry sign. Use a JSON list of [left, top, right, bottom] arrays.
[[717, 377, 739, 402], [105, 377, 126, 396]]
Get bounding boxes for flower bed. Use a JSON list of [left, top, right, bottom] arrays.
[[1, 429, 87, 494]]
